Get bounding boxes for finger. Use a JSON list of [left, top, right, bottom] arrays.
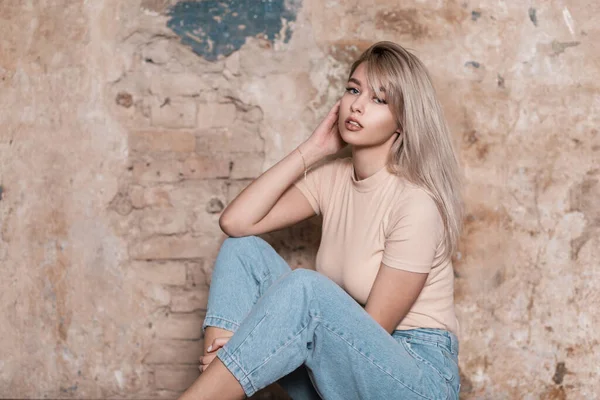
[[208, 336, 231, 352]]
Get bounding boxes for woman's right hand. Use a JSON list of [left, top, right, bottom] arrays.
[[304, 99, 346, 157]]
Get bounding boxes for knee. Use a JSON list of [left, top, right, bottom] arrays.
[[220, 235, 260, 255], [287, 268, 322, 287]]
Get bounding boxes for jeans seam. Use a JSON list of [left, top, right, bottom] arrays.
[[408, 337, 453, 357], [247, 323, 309, 377], [217, 346, 257, 395], [401, 338, 453, 382], [229, 312, 269, 355], [316, 319, 435, 400]]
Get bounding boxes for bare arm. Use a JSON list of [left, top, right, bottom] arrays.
[[364, 263, 428, 334], [219, 100, 345, 237], [219, 142, 325, 237]]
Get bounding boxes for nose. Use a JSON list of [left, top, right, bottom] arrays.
[[350, 94, 365, 114]]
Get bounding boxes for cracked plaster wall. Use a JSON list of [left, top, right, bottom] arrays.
[[0, 0, 598, 398]]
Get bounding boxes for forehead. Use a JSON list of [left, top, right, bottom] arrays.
[[349, 62, 388, 94], [349, 62, 368, 81]]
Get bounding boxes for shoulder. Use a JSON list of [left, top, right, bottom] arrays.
[[390, 182, 443, 230], [309, 156, 351, 176]]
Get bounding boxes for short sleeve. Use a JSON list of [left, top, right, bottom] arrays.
[[381, 190, 444, 273], [293, 158, 340, 216]]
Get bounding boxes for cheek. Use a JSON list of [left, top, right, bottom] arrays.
[[372, 112, 397, 133]]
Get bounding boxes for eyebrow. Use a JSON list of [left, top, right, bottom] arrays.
[[347, 77, 386, 93]]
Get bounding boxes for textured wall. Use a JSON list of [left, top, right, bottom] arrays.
[[0, 0, 598, 398]]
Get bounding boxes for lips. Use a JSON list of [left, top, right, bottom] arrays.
[[345, 116, 363, 128]]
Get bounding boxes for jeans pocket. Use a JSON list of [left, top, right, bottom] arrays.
[[400, 337, 454, 382]]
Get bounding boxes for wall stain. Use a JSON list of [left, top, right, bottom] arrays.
[[167, 0, 301, 61]]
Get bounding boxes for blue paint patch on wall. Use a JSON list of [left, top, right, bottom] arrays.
[[167, 0, 301, 61]]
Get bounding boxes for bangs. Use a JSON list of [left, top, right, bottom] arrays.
[[364, 55, 403, 118]]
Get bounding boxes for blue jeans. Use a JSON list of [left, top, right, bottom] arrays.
[[202, 236, 460, 399]]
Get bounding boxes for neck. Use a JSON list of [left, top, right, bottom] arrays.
[[350, 135, 397, 180]]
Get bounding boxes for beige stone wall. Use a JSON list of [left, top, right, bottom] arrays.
[[0, 0, 597, 398]]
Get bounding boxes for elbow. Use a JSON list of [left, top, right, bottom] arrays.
[[218, 214, 235, 237], [218, 214, 244, 237]]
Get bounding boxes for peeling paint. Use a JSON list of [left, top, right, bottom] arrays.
[[167, 0, 301, 61]]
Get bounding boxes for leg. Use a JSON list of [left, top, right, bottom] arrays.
[[213, 269, 460, 399], [200, 236, 321, 399]]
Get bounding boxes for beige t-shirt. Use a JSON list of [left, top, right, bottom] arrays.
[[294, 157, 458, 335]]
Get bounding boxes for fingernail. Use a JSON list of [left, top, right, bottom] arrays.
[[207, 345, 212, 352]]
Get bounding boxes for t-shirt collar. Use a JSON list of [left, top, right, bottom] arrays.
[[351, 162, 392, 193]]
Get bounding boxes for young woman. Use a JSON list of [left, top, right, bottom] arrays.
[[180, 41, 463, 400]]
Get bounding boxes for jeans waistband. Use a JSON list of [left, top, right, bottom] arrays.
[[392, 328, 459, 356]]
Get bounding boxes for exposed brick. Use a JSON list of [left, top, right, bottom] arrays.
[[150, 72, 212, 97], [151, 100, 196, 129], [168, 181, 228, 212], [186, 260, 214, 290], [133, 261, 188, 286], [154, 366, 200, 392], [144, 339, 203, 364], [181, 154, 230, 179], [226, 179, 254, 203], [129, 131, 196, 153], [141, 283, 171, 307], [154, 312, 204, 339], [196, 103, 237, 128], [191, 211, 223, 237], [169, 287, 210, 312], [132, 159, 183, 183], [195, 123, 263, 154], [230, 152, 264, 179], [130, 235, 222, 260], [240, 106, 263, 123], [130, 185, 173, 209], [139, 209, 189, 235]]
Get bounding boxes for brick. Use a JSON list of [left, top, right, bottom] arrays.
[[130, 235, 221, 260], [196, 103, 237, 128], [140, 209, 189, 235], [240, 106, 263, 123], [144, 339, 203, 364], [195, 123, 263, 154], [130, 185, 173, 209], [141, 283, 171, 306], [181, 153, 230, 179], [169, 287, 210, 312], [190, 211, 223, 237], [226, 179, 254, 203], [132, 159, 183, 183], [187, 260, 211, 288], [154, 366, 200, 391], [154, 312, 204, 339], [133, 261, 188, 286], [149, 72, 212, 97], [129, 131, 196, 153], [168, 181, 228, 212], [151, 100, 196, 129], [230, 152, 264, 179]]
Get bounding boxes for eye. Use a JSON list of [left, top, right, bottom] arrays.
[[345, 87, 359, 94], [373, 97, 387, 105]]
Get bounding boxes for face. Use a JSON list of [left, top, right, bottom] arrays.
[[338, 62, 400, 148]]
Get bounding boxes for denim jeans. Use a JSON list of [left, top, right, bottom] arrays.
[[202, 236, 460, 399]]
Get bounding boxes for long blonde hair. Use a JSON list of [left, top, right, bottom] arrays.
[[349, 41, 463, 265]]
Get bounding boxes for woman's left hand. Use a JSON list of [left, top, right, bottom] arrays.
[[199, 337, 231, 372]]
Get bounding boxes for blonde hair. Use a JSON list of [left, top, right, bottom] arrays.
[[349, 41, 463, 265]]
